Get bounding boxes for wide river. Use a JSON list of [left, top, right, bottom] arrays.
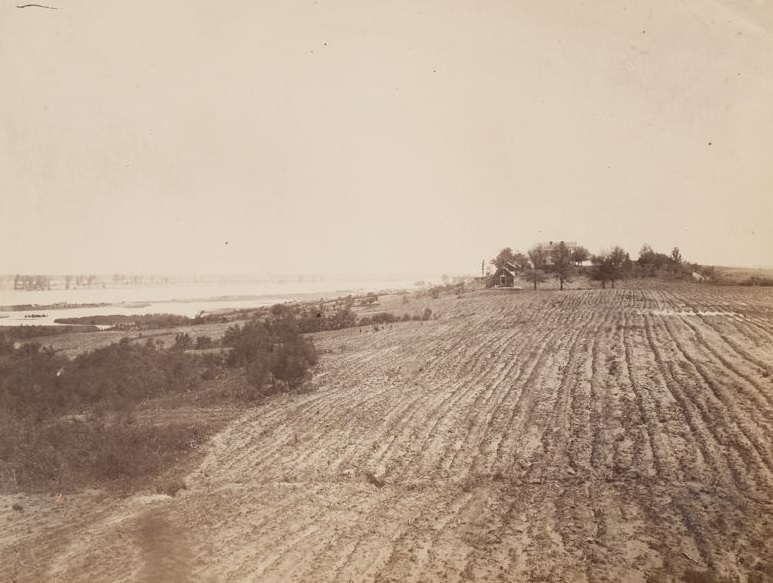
[[0, 277, 423, 327]]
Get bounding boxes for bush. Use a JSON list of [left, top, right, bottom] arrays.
[[326, 307, 357, 331], [359, 292, 379, 306], [739, 276, 773, 287], [279, 305, 357, 333], [0, 340, 68, 418], [272, 335, 318, 386], [0, 333, 249, 493], [0, 415, 206, 491], [270, 303, 292, 317], [0, 337, 200, 419], [359, 312, 399, 326], [245, 351, 274, 392], [222, 318, 318, 392], [63, 339, 198, 407], [173, 333, 192, 351], [195, 335, 214, 350], [223, 321, 272, 367], [0, 325, 99, 341]]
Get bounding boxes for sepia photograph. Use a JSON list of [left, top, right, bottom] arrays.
[[1, 1, 772, 581]]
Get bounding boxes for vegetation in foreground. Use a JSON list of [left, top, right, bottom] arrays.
[[0, 293, 441, 494], [0, 312, 319, 493]]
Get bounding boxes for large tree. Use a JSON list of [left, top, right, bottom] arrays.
[[670, 246, 685, 274], [491, 247, 516, 270], [607, 246, 627, 288], [591, 246, 627, 289], [570, 245, 590, 265], [550, 241, 574, 291], [637, 244, 671, 276], [590, 254, 613, 288], [511, 251, 530, 273], [526, 246, 548, 290]]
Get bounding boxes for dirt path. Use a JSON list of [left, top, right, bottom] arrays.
[[2, 285, 773, 582]]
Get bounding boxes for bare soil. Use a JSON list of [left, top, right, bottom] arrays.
[[2, 284, 773, 582]]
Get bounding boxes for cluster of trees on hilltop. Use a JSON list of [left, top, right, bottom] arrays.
[[489, 243, 714, 290]]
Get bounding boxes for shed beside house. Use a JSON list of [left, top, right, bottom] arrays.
[[489, 262, 518, 288]]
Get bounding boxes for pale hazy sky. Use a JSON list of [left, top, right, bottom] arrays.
[[1, 0, 772, 275]]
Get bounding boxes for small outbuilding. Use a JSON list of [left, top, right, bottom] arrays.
[[489, 262, 518, 288]]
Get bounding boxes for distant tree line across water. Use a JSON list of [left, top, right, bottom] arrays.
[[2, 273, 422, 292], [7, 274, 173, 291], [12, 274, 54, 290]]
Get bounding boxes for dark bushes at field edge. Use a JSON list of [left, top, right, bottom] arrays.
[[0, 337, 209, 491], [0, 337, 199, 419], [0, 325, 100, 341], [0, 298, 441, 491], [222, 319, 318, 394], [359, 309, 434, 326], [739, 276, 773, 287], [53, 312, 227, 330], [0, 314, 322, 491], [0, 414, 206, 491]]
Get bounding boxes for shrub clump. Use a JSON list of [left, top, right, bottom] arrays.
[[739, 276, 773, 287], [0, 337, 200, 419], [359, 312, 399, 326], [0, 414, 205, 491], [0, 337, 207, 491], [222, 318, 318, 394]]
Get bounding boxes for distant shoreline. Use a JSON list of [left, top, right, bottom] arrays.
[[0, 288, 412, 312], [0, 302, 111, 312], [0, 284, 417, 327]]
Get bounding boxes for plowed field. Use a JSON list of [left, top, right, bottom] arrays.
[[2, 285, 773, 582]]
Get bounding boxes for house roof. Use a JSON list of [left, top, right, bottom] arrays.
[[535, 240, 579, 252], [494, 262, 518, 276]]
